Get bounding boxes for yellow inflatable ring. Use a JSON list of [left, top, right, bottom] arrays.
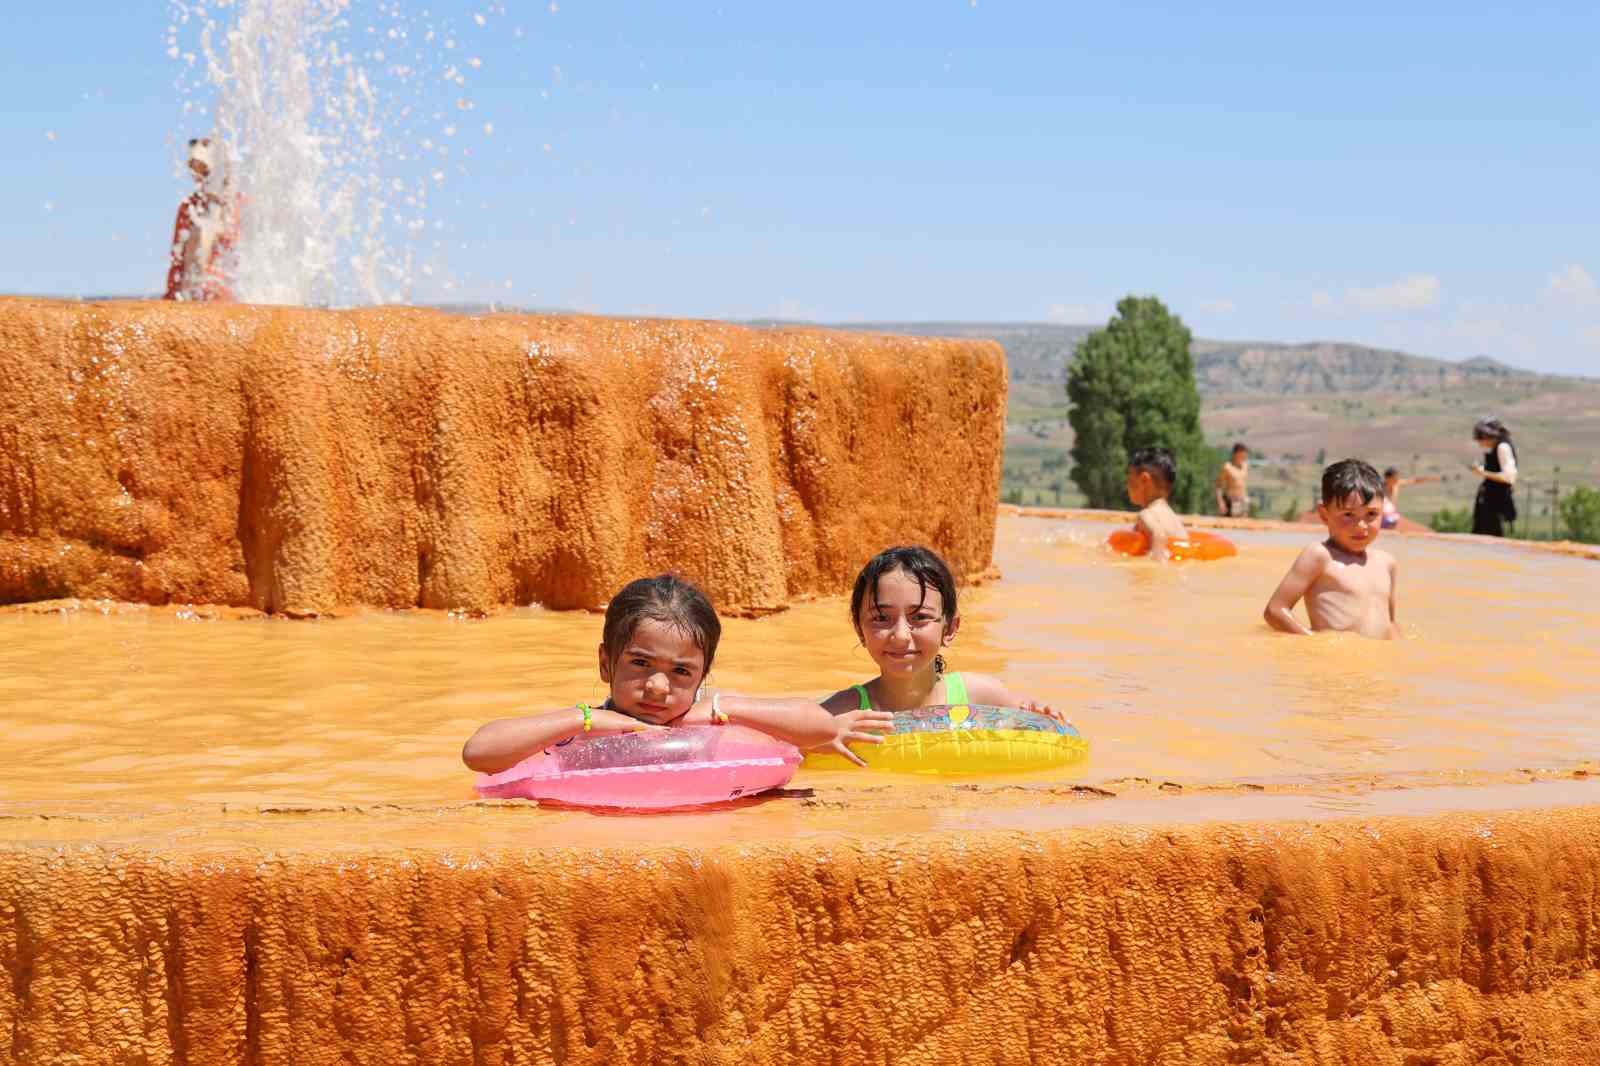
[[804, 704, 1087, 775], [1106, 528, 1237, 562]]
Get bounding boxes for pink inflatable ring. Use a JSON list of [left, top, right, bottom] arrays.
[[474, 724, 801, 810]]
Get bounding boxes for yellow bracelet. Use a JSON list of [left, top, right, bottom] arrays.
[[577, 702, 593, 732]]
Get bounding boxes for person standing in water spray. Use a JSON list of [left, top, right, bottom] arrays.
[[163, 137, 237, 302]]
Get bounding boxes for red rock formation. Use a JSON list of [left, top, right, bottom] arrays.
[[0, 299, 1005, 614]]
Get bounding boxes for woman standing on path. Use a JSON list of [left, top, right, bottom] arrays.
[[1470, 417, 1518, 537]]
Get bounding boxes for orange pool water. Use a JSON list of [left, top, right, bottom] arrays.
[[7, 512, 1600, 1066], [3, 513, 1595, 814]]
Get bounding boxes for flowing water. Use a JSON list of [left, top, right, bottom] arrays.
[[3, 515, 1596, 815], [168, 0, 503, 304]]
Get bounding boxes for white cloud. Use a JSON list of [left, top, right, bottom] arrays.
[[1045, 303, 1105, 324], [1196, 298, 1236, 316], [1580, 325, 1600, 352], [1548, 264, 1598, 306], [1346, 274, 1442, 312]]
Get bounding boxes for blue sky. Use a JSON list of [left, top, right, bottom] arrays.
[[4, 2, 1597, 374]]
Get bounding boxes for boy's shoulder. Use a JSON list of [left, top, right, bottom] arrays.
[[1298, 539, 1335, 563], [1289, 540, 1336, 580], [1141, 498, 1176, 518]]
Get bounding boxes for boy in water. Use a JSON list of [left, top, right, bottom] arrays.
[[1125, 446, 1188, 558], [1215, 443, 1250, 517], [1264, 459, 1399, 640]]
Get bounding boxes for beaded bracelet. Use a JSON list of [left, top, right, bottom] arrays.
[[577, 701, 593, 732]]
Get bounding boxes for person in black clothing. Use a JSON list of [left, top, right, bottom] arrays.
[[1469, 417, 1518, 536]]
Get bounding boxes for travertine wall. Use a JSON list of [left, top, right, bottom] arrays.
[[4, 806, 1600, 1064], [0, 298, 1005, 614]]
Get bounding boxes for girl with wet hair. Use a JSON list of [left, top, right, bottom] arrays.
[[463, 574, 891, 773], [821, 545, 1060, 718], [1469, 417, 1518, 537]]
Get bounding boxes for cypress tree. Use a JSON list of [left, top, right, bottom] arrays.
[[1065, 296, 1210, 512]]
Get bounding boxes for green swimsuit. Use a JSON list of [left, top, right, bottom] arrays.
[[853, 672, 968, 710]]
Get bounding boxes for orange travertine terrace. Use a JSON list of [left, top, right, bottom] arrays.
[[5, 300, 1600, 1066], [0, 297, 1004, 615]]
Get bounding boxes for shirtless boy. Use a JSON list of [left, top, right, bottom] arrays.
[[1264, 459, 1399, 640], [1215, 443, 1250, 517], [1125, 446, 1188, 558]]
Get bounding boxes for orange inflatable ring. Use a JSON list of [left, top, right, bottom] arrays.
[[1106, 528, 1238, 562]]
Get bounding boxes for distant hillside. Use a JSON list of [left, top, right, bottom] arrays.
[[835, 322, 1566, 395], [833, 322, 1095, 384], [393, 310, 1578, 396], [1188, 340, 1539, 395]]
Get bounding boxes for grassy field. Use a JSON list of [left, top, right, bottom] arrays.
[[1004, 376, 1600, 534]]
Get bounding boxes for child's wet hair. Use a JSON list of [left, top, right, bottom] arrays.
[[1383, 467, 1400, 480], [1321, 459, 1384, 505], [602, 574, 721, 675], [850, 546, 958, 636], [1127, 446, 1177, 489], [1231, 442, 1249, 457]]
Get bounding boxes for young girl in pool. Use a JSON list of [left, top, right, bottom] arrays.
[[462, 574, 893, 773], [821, 545, 1059, 717]]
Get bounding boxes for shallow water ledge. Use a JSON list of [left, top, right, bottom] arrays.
[[5, 787, 1600, 1064], [0, 298, 1004, 614]]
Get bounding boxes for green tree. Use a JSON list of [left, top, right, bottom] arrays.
[[1064, 296, 1210, 511], [1559, 485, 1600, 543]]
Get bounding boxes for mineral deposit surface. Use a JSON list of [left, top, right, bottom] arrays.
[[0, 299, 1005, 614], [5, 782, 1600, 1065]]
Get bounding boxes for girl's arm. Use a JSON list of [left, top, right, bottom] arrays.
[[462, 706, 654, 773], [682, 695, 895, 767]]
